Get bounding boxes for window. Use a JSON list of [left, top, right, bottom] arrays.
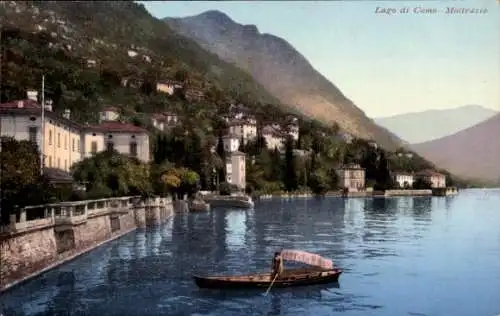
[[57, 133, 61, 148], [28, 127, 37, 144], [49, 130, 52, 145], [91, 141, 98, 154], [72, 138, 75, 152], [129, 142, 137, 157], [64, 159, 67, 170], [106, 142, 114, 152], [48, 156, 52, 167], [77, 139, 80, 152], [64, 135, 67, 149], [57, 158, 60, 168]]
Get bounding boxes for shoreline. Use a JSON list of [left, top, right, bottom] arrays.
[[256, 188, 459, 199]]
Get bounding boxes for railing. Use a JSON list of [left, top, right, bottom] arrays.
[[4, 196, 141, 234]]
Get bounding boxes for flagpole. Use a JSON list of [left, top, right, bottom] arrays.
[[40, 75, 45, 175]]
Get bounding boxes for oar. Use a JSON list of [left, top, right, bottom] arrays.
[[264, 273, 279, 296]]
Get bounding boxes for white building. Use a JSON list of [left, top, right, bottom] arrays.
[[228, 119, 257, 144], [392, 172, 415, 188], [226, 151, 246, 190], [223, 134, 241, 152]]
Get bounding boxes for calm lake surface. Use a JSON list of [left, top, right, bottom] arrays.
[[1, 189, 500, 316]]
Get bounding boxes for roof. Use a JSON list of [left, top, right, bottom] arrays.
[[391, 171, 414, 176], [223, 133, 239, 139], [337, 164, 364, 170], [230, 151, 245, 156], [0, 100, 82, 130], [152, 112, 178, 121], [0, 99, 41, 109], [228, 119, 257, 126], [102, 106, 119, 112], [87, 121, 148, 133]]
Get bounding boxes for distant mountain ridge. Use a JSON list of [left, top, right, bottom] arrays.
[[374, 105, 498, 144], [165, 10, 403, 150], [411, 113, 500, 183]]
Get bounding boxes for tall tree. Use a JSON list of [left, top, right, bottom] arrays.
[[283, 135, 298, 192], [216, 133, 227, 186]]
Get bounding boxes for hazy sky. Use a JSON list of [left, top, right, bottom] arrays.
[[140, 0, 500, 118]]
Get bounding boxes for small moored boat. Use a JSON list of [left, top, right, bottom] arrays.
[[193, 250, 342, 289]]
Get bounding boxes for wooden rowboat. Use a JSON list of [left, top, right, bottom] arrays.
[[193, 267, 343, 289]]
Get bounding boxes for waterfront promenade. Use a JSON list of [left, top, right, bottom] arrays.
[[0, 196, 175, 292]]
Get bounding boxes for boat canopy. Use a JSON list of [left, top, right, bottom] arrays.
[[280, 250, 333, 269]]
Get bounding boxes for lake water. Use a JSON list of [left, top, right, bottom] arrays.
[[1, 189, 499, 316]]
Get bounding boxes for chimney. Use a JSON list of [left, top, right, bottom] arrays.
[[17, 100, 24, 108], [27, 90, 38, 101], [63, 109, 71, 120]]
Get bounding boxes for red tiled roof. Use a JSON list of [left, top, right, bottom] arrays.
[[0, 99, 41, 109], [87, 121, 148, 133]]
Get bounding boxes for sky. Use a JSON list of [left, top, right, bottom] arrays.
[[140, 0, 500, 118]]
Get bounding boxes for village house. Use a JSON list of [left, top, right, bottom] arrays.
[[228, 119, 257, 144], [225, 151, 246, 190], [392, 172, 415, 189], [90, 107, 150, 163], [156, 80, 183, 95], [151, 112, 178, 132], [99, 106, 120, 122], [335, 164, 366, 192], [416, 170, 446, 188]]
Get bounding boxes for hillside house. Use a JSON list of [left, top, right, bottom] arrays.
[[99, 107, 120, 122], [156, 80, 183, 95], [151, 112, 178, 131], [416, 170, 446, 188], [335, 164, 366, 192], [228, 119, 257, 144]]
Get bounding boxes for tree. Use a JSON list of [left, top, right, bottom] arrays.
[[283, 135, 298, 192], [374, 151, 394, 190], [0, 137, 49, 223], [216, 133, 226, 186], [71, 151, 152, 199]]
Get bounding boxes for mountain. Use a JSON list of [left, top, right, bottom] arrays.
[[165, 10, 402, 150], [411, 113, 500, 183], [0, 1, 280, 122], [374, 105, 498, 144]]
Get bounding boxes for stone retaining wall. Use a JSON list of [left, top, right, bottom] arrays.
[[0, 196, 173, 292]]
